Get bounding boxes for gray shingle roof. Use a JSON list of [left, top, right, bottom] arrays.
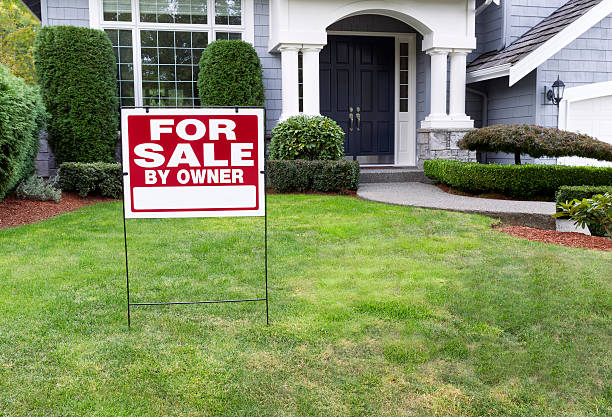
[[467, 0, 603, 73]]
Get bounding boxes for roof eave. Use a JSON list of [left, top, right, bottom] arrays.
[[466, 64, 511, 84]]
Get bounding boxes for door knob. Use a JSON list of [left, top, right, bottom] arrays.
[[356, 106, 361, 131], [349, 107, 354, 132]]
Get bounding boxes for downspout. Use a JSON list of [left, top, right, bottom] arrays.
[[466, 87, 488, 127]]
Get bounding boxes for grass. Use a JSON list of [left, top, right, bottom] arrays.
[[0, 194, 610, 416]]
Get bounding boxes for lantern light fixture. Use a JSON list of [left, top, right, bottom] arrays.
[[545, 76, 565, 106]]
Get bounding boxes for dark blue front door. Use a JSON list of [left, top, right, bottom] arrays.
[[320, 35, 395, 164]]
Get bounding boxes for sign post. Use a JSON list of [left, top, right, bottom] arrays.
[[120, 107, 267, 327]]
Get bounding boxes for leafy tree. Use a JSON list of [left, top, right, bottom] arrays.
[[0, 0, 39, 83]]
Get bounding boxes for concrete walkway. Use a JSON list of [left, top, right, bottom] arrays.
[[358, 182, 557, 229]]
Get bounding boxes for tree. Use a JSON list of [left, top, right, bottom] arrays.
[[458, 124, 612, 165], [0, 0, 39, 83]]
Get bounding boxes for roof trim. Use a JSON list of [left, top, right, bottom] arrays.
[[466, 63, 511, 83], [509, 0, 612, 86]]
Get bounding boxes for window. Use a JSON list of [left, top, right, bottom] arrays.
[[399, 42, 409, 113], [97, 0, 251, 107], [105, 29, 135, 106]]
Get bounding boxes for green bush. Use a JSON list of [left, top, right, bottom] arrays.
[[424, 159, 612, 200], [0, 64, 46, 199], [197, 40, 265, 106], [266, 160, 359, 193], [458, 124, 612, 165], [34, 26, 118, 163], [57, 162, 122, 198], [554, 193, 612, 238], [555, 185, 612, 236], [16, 176, 61, 203], [269, 115, 345, 161]]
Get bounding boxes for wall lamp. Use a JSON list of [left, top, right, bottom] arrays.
[[545, 76, 565, 106]]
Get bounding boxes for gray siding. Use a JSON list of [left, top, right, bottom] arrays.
[[536, 12, 612, 127], [473, 0, 504, 60], [45, 0, 89, 27], [254, 0, 281, 133], [506, 0, 567, 46]]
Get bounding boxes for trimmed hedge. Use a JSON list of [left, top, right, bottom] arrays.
[[197, 40, 265, 106], [458, 124, 612, 165], [424, 159, 612, 199], [555, 186, 612, 236], [0, 64, 46, 199], [269, 115, 345, 161], [266, 160, 360, 193], [57, 162, 122, 198], [34, 26, 118, 163]]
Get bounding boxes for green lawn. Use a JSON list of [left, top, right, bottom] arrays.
[[0, 195, 610, 416]]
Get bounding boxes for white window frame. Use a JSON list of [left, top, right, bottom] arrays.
[[90, 0, 255, 107]]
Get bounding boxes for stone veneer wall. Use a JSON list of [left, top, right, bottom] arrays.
[[417, 129, 477, 169]]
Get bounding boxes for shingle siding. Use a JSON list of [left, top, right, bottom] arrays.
[[506, 0, 567, 46], [536, 12, 612, 127], [45, 0, 89, 27], [473, 0, 504, 60], [254, 0, 281, 133]]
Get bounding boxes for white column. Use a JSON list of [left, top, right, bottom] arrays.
[[301, 45, 324, 115], [449, 50, 473, 127], [279, 45, 300, 120], [421, 48, 450, 129]]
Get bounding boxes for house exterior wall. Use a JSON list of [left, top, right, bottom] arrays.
[[536, 12, 612, 128], [505, 0, 567, 46], [44, 0, 89, 27], [473, 0, 504, 59], [255, 0, 282, 132]]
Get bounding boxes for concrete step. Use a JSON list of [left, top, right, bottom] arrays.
[[359, 167, 430, 184]]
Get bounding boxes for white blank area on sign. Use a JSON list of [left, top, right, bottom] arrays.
[[133, 186, 257, 210]]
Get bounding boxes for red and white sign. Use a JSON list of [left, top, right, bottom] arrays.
[[121, 108, 265, 219]]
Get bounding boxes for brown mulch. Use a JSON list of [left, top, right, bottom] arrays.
[[494, 224, 612, 251], [0, 193, 117, 230]]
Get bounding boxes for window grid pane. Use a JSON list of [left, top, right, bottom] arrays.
[[215, 0, 241, 25], [103, 0, 132, 21], [105, 29, 135, 107], [140, 0, 207, 25], [215, 31, 242, 41], [399, 42, 409, 113], [140, 30, 207, 107]]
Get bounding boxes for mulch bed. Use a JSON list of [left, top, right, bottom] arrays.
[[494, 224, 612, 251], [0, 193, 116, 230]]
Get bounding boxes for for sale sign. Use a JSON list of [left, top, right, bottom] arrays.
[[121, 108, 265, 219]]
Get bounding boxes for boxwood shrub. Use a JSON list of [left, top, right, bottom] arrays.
[[424, 159, 612, 200], [555, 185, 612, 236], [34, 26, 118, 163], [57, 162, 122, 198], [458, 124, 612, 165], [0, 64, 46, 199], [269, 115, 345, 160], [266, 160, 359, 193], [197, 40, 265, 106]]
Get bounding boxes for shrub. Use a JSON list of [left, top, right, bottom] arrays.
[[57, 162, 122, 198], [15, 175, 61, 203], [0, 64, 46, 199], [197, 40, 265, 106], [458, 124, 612, 165], [269, 115, 345, 161], [555, 185, 612, 236], [34, 26, 118, 163], [424, 159, 612, 200], [266, 160, 359, 193], [554, 193, 612, 238]]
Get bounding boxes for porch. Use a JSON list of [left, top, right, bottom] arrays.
[[268, 0, 478, 166]]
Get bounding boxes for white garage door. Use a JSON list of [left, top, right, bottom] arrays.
[[558, 83, 612, 167]]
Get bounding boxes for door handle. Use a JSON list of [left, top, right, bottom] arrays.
[[356, 106, 361, 131], [349, 107, 354, 132]]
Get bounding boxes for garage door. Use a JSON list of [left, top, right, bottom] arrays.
[[558, 86, 612, 167]]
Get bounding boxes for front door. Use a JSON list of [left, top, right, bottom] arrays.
[[320, 35, 395, 164]]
